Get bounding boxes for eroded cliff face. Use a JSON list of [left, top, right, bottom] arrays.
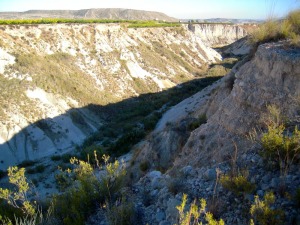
[[190, 23, 252, 47], [133, 41, 300, 175], [0, 23, 223, 169], [177, 42, 300, 169]]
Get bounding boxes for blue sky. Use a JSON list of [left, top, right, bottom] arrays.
[[0, 0, 299, 19]]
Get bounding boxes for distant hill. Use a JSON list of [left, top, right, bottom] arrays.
[[181, 18, 263, 24], [0, 8, 178, 22]]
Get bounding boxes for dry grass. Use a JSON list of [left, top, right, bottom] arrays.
[[250, 9, 300, 46]]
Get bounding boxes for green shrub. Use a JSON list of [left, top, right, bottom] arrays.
[[0, 155, 127, 225], [53, 182, 100, 225], [54, 156, 101, 223], [220, 171, 255, 196], [0, 199, 23, 224], [176, 194, 224, 225], [250, 192, 284, 225], [207, 65, 229, 77], [53, 154, 126, 225], [98, 155, 126, 201], [53, 159, 100, 224], [188, 114, 207, 131], [54, 169, 73, 191], [261, 124, 300, 174], [78, 145, 104, 164], [0, 167, 36, 216], [142, 112, 162, 131], [111, 129, 145, 155], [0, 167, 53, 224], [106, 197, 135, 225]]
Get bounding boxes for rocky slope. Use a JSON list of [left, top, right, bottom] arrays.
[[133, 40, 300, 175], [175, 41, 300, 170], [0, 23, 226, 169], [0, 8, 178, 22], [130, 41, 300, 224]]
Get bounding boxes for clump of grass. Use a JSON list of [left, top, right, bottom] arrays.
[[250, 9, 300, 46], [176, 194, 225, 225], [260, 108, 300, 179], [286, 9, 300, 45], [220, 171, 256, 196], [250, 192, 285, 225], [250, 20, 283, 44], [106, 197, 135, 225]]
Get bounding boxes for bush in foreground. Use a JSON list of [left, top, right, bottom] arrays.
[[250, 192, 284, 225], [176, 194, 224, 225], [0, 153, 128, 225], [261, 124, 300, 176], [250, 9, 300, 46]]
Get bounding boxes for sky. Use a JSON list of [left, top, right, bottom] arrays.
[[0, 0, 299, 20]]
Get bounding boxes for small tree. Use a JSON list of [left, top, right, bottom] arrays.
[[0, 167, 36, 216], [0, 167, 53, 225]]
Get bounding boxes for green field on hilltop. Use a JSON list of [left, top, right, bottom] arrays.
[[0, 18, 181, 28]]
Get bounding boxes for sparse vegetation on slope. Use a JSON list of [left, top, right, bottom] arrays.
[[81, 76, 222, 157], [0, 20, 249, 224], [11, 53, 109, 105]]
